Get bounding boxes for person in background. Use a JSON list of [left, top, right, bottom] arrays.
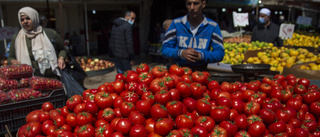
[[8, 6, 66, 79], [109, 11, 136, 74], [161, 0, 225, 71], [70, 31, 80, 56], [251, 8, 283, 47], [163, 19, 173, 32]]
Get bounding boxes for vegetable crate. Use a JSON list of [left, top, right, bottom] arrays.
[[0, 88, 66, 135]]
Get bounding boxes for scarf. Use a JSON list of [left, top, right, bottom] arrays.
[[15, 7, 59, 76]]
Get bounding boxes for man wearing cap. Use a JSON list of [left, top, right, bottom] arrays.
[[251, 8, 283, 47]]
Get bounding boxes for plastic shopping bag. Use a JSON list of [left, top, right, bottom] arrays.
[[60, 69, 84, 98]]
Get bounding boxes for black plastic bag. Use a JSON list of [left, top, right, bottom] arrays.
[[65, 51, 87, 85], [60, 69, 84, 98]]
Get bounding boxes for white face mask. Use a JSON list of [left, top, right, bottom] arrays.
[[128, 20, 134, 25]]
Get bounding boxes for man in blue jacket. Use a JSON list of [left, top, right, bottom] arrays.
[[161, 0, 225, 71]]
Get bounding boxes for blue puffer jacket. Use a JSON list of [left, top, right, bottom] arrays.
[[161, 15, 225, 66]]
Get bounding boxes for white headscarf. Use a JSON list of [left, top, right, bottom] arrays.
[[260, 8, 271, 16], [15, 7, 59, 76]]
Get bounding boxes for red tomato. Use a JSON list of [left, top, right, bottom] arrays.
[[149, 78, 168, 94], [151, 66, 168, 78], [128, 110, 146, 125], [73, 103, 86, 114], [233, 114, 248, 130], [219, 120, 238, 137], [234, 131, 251, 137], [84, 102, 99, 115], [183, 97, 197, 112], [76, 124, 95, 137], [123, 91, 139, 104], [116, 118, 132, 135], [76, 112, 93, 126], [276, 109, 291, 123], [113, 81, 125, 95], [95, 124, 114, 137], [195, 98, 211, 116], [95, 119, 109, 128], [136, 63, 150, 74], [169, 64, 185, 76], [42, 102, 55, 112], [268, 121, 286, 135], [138, 72, 154, 86], [126, 71, 139, 83], [191, 71, 209, 85], [244, 101, 260, 115], [298, 78, 310, 88], [166, 101, 184, 118], [22, 122, 42, 137], [310, 101, 320, 117], [294, 128, 308, 137], [141, 92, 155, 105], [97, 107, 115, 122], [66, 95, 83, 112], [194, 116, 215, 133], [38, 111, 50, 124], [302, 90, 320, 104], [181, 74, 193, 83], [154, 118, 173, 136], [191, 125, 208, 137], [209, 126, 227, 137], [129, 124, 148, 137], [97, 84, 108, 92], [154, 90, 171, 105], [26, 110, 42, 123], [53, 115, 66, 128], [41, 120, 54, 135], [119, 102, 136, 117], [150, 103, 168, 120], [258, 108, 276, 125], [210, 106, 230, 122], [115, 73, 124, 81], [247, 121, 266, 137], [145, 118, 156, 133], [94, 91, 114, 110], [286, 97, 302, 111], [163, 75, 176, 89], [294, 84, 307, 94], [190, 82, 206, 99], [169, 88, 181, 101], [176, 81, 192, 98]]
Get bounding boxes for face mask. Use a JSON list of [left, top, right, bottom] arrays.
[[128, 20, 134, 25], [259, 17, 266, 24]]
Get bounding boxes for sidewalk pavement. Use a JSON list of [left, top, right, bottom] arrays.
[[83, 55, 168, 89]]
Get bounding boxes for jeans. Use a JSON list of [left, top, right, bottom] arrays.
[[114, 58, 132, 74]]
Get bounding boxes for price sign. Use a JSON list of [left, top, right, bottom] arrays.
[[0, 27, 19, 40], [296, 16, 312, 26], [232, 12, 249, 27], [279, 24, 295, 39]]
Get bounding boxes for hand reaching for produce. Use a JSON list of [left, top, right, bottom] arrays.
[[181, 48, 201, 63]]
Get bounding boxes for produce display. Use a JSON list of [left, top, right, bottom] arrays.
[[223, 36, 251, 43], [222, 41, 273, 65], [77, 57, 115, 72], [0, 78, 19, 91], [30, 76, 63, 91], [16, 63, 320, 137], [0, 64, 33, 79], [299, 62, 320, 70], [246, 47, 319, 73], [284, 32, 320, 48]]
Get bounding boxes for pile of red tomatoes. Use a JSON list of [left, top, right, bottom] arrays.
[[17, 63, 320, 137]]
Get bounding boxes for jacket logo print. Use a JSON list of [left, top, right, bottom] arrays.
[[178, 36, 208, 49]]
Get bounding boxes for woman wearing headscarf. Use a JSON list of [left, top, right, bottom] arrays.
[[8, 7, 66, 79]]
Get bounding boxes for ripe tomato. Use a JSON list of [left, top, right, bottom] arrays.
[[129, 124, 148, 137], [136, 63, 150, 74], [183, 97, 197, 112], [268, 121, 286, 135], [97, 107, 115, 122], [233, 114, 248, 130], [191, 71, 209, 85], [66, 113, 77, 128], [126, 71, 139, 83], [42, 102, 55, 112], [84, 102, 99, 115], [234, 131, 251, 137], [258, 108, 276, 125], [298, 78, 310, 88], [181, 74, 193, 83], [138, 72, 154, 86], [23, 122, 42, 137], [276, 109, 291, 123], [182, 66, 192, 75], [166, 101, 184, 118], [286, 97, 302, 111], [115, 73, 124, 81], [122, 91, 139, 104], [38, 111, 50, 124], [169, 88, 181, 101], [209, 126, 227, 137], [53, 115, 66, 128], [194, 116, 215, 133], [76, 124, 95, 137], [190, 82, 206, 99], [113, 81, 125, 95], [135, 100, 152, 117], [26, 110, 41, 123], [154, 90, 172, 105], [219, 121, 238, 137], [76, 112, 93, 126], [94, 91, 114, 110], [176, 81, 192, 98], [302, 91, 320, 104], [310, 101, 320, 117], [95, 124, 114, 137], [41, 120, 54, 135], [196, 98, 211, 116], [151, 66, 168, 78], [119, 102, 136, 117], [97, 84, 108, 92], [128, 110, 146, 125], [169, 64, 184, 76], [149, 78, 168, 94], [116, 118, 132, 135], [244, 101, 260, 115], [145, 118, 156, 133], [66, 95, 83, 112], [247, 121, 266, 137], [191, 125, 208, 137], [150, 103, 168, 120], [294, 84, 307, 94], [210, 106, 230, 122], [141, 91, 155, 105], [154, 118, 174, 136], [163, 75, 176, 89]]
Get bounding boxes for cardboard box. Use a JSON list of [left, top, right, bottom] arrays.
[[282, 62, 320, 80]]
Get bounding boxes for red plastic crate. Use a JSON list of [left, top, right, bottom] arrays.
[[0, 88, 66, 135]]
